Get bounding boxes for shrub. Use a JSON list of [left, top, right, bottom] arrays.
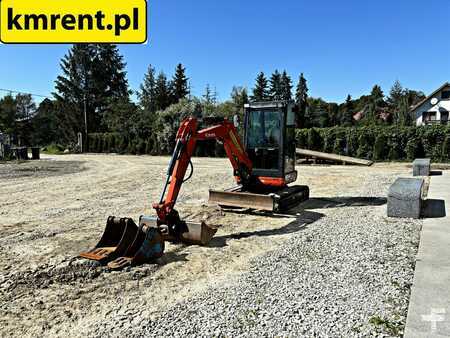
[[345, 129, 358, 156], [307, 128, 322, 151], [297, 129, 308, 149], [356, 133, 373, 160], [136, 139, 146, 155], [85, 124, 450, 162], [98, 136, 104, 153], [296, 125, 449, 162], [118, 135, 128, 154], [42, 144, 65, 155], [373, 135, 387, 161], [145, 138, 153, 155], [442, 135, 450, 161], [128, 140, 136, 154], [387, 133, 401, 160]]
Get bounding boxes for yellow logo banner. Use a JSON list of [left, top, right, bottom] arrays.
[[0, 0, 147, 44]]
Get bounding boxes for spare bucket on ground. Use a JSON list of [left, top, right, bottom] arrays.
[[107, 221, 165, 270], [79, 216, 140, 264], [79, 215, 217, 269]]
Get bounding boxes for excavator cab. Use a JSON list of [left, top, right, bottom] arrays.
[[209, 101, 309, 212], [244, 101, 297, 187]]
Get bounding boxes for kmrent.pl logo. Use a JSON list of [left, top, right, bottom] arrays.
[[0, 0, 147, 43]]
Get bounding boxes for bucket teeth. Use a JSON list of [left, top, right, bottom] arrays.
[[79, 216, 139, 264], [107, 223, 165, 270], [79, 215, 218, 270]]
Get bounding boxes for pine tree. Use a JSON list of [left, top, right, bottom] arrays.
[[387, 80, 412, 126], [32, 98, 60, 145], [280, 71, 293, 101], [387, 80, 404, 108], [231, 86, 249, 108], [54, 44, 96, 141], [171, 63, 189, 103], [95, 44, 130, 100], [203, 84, 216, 114], [93, 44, 130, 130], [341, 95, 354, 126], [0, 94, 17, 136], [15, 94, 36, 146], [363, 85, 385, 125], [328, 103, 339, 126], [316, 100, 329, 127], [54, 44, 130, 140], [231, 86, 249, 120], [399, 96, 412, 126], [295, 73, 308, 128], [269, 70, 283, 101], [138, 65, 157, 113], [203, 84, 212, 104], [154, 72, 171, 111], [251, 72, 269, 102], [370, 85, 385, 107]]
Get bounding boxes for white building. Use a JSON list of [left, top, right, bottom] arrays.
[[411, 82, 450, 126]]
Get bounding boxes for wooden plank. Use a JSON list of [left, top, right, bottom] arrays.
[[296, 148, 373, 166]]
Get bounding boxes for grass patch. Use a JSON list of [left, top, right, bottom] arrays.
[[369, 315, 403, 336], [41, 144, 66, 155]]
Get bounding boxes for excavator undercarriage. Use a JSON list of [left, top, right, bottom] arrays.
[[209, 185, 309, 213]]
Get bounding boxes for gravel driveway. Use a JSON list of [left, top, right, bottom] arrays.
[[0, 155, 421, 337]]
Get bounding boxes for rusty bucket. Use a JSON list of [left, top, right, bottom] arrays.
[[79, 216, 139, 264]]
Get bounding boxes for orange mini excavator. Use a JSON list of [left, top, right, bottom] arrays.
[[79, 101, 309, 269]]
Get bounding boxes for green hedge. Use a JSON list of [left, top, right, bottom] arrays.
[[87, 133, 226, 157], [88, 125, 450, 162], [296, 125, 450, 162]]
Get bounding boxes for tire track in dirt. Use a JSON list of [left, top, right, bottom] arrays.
[[0, 155, 412, 337]]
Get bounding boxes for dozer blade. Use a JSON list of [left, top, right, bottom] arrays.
[[209, 185, 310, 212], [79, 216, 139, 264], [209, 188, 275, 211], [107, 222, 165, 270]]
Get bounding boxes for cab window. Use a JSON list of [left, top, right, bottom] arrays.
[[247, 110, 281, 148]]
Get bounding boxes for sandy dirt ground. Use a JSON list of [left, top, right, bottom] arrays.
[[0, 154, 414, 337]]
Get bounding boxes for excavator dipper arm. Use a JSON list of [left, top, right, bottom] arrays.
[[153, 117, 253, 229]]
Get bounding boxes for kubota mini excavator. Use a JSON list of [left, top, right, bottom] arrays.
[[80, 101, 309, 269]]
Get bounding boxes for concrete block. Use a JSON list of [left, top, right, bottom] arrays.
[[413, 158, 431, 176], [387, 178, 423, 219]]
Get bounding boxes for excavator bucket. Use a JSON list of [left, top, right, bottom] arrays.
[[107, 223, 165, 270], [138, 216, 218, 246], [80, 214, 218, 269], [79, 216, 139, 264], [177, 220, 218, 245]]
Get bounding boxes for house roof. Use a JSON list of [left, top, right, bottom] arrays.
[[410, 82, 450, 112]]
